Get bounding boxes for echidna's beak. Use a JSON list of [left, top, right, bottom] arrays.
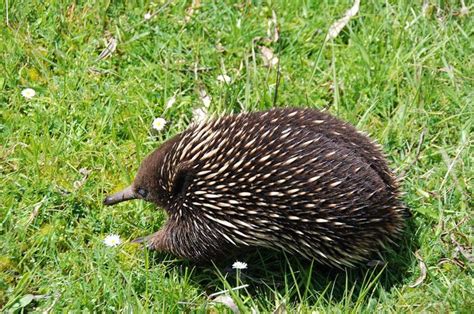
[[103, 186, 136, 206]]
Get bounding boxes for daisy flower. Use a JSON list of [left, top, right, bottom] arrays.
[[103, 234, 122, 247], [152, 117, 167, 131], [144, 12, 152, 20], [21, 88, 36, 99], [232, 261, 248, 270]]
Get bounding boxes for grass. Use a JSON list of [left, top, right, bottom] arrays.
[[1, 0, 472, 312]]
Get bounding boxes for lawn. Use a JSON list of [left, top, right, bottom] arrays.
[[1, 0, 472, 312]]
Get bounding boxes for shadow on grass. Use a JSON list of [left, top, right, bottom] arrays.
[[148, 218, 419, 308]]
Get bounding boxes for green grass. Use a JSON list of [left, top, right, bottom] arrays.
[[1, 0, 473, 312]]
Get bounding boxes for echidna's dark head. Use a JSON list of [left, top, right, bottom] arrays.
[[103, 136, 179, 208]]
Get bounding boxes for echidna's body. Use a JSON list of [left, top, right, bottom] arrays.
[[105, 108, 408, 267]]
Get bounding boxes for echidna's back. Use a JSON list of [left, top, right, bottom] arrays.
[[254, 109, 398, 191]]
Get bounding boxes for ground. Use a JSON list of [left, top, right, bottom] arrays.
[[1, 0, 473, 312]]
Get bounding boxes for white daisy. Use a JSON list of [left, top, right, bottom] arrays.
[[152, 117, 167, 131], [232, 261, 248, 270], [144, 12, 152, 20], [103, 234, 122, 247], [21, 88, 36, 99], [217, 74, 232, 84]]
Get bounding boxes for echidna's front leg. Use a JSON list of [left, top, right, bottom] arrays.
[[131, 230, 167, 252], [139, 224, 234, 262], [143, 228, 195, 260]]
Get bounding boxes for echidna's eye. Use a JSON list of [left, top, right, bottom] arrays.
[[137, 188, 148, 198]]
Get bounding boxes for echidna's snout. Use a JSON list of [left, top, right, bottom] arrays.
[[103, 185, 137, 205]]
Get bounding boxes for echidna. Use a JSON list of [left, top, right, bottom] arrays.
[[104, 108, 408, 267]]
